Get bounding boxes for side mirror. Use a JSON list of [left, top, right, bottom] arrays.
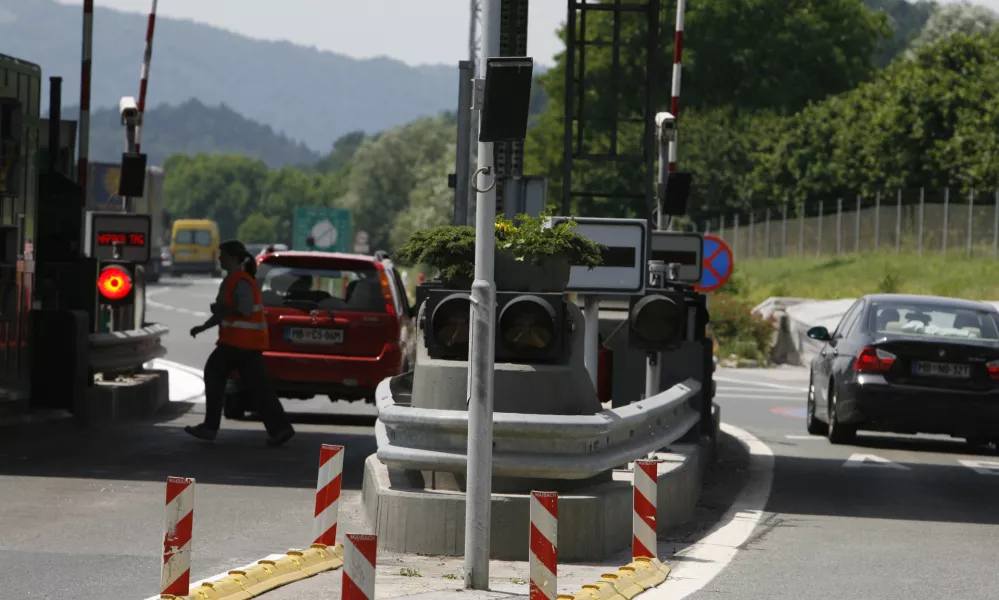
[[807, 326, 831, 342]]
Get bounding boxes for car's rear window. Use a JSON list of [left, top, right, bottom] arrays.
[[869, 301, 999, 341], [257, 262, 386, 313], [175, 229, 212, 245]]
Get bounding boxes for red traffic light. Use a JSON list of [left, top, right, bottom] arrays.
[[97, 265, 133, 301]]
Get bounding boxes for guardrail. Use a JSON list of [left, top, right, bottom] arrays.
[[374, 376, 701, 479], [89, 323, 168, 375]]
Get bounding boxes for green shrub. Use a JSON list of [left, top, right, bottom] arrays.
[[709, 293, 774, 361]]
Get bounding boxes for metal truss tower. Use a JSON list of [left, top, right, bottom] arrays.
[[561, 0, 662, 220]]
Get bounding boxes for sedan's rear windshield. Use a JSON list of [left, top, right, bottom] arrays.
[[174, 229, 213, 245], [869, 301, 999, 341], [256, 263, 386, 313]]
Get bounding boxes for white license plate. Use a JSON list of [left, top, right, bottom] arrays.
[[911, 361, 971, 379], [286, 327, 344, 345]]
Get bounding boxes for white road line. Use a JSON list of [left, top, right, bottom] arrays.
[[843, 453, 910, 470], [645, 422, 775, 600], [785, 434, 823, 440], [957, 459, 999, 475], [714, 390, 801, 399], [146, 358, 205, 402], [714, 375, 808, 393]]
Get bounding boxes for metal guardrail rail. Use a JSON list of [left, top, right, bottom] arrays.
[[89, 323, 168, 375], [374, 376, 702, 479]]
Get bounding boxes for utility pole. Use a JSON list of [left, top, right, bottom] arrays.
[[464, 0, 500, 589], [466, 0, 482, 225]]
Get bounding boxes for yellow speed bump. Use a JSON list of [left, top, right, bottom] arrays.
[[184, 543, 345, 600], [600, 570, 644, 599], [624, 557, 667, 590], [567, 580, 629, 600]]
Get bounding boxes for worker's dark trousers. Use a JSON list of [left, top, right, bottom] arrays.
[[202, 343, 291, 435]]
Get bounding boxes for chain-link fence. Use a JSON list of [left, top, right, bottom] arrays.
[[701, 188, 999, 260]]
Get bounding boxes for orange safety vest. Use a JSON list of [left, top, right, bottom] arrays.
[[217, 270, 270, 350]]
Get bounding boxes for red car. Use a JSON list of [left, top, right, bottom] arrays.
[[224, 251, 415, 419]]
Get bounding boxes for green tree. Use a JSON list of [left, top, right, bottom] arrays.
[[238, 214, 279, 242], [907, 0, 999, 53], [749, 30, 999, 206], [525, 0, 891, 219]]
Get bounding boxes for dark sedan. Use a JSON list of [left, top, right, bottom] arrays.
[[806, 293, 999, 449]]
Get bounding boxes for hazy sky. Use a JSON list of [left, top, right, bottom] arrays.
[[54, 0, 570, 67], [54, 0, 999, 68]]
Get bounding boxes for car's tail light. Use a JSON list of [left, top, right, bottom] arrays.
[[986, 360, 999, 379], [376, 265, 397, 316], [855, 346, 896, 372]]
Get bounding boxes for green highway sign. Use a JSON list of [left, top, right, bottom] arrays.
[[292, 206, 352, 252]]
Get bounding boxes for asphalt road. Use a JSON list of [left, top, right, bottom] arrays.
[[687, 366, 999, 600], [0, 275, 379, 599], [5, 279, 999, 599]]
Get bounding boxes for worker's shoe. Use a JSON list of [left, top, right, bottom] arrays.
[[184, 424, 218, 441], [266, 426, 295, 447]]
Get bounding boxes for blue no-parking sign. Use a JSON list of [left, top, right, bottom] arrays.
[[694, 234, 733, 292]]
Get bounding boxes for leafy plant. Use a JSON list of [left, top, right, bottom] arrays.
[[496, 205, 605, 268], [392, 204, 604, 282], [709, 293, 775, 361]]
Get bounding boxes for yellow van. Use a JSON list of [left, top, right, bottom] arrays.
[[169, 219, 221, 276]]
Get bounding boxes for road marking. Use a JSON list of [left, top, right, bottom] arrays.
[[770, 407, 806, 418], [843, 453, 910, 470], [785, 434, 823, 440], [147, 299, 209, 318], [146, 358, 205, 403], [713, 375, 808, 393], [644, 423, 774, 600], [715, 390, 802, 399], [957, 459, 999, 475]]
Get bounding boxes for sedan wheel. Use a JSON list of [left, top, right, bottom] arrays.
[[826, 385, 857, 445], [806, 381, 828, 436]]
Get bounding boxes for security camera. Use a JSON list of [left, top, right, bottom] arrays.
[[119, 96, 140, 125], [655, 111, 676, 141]]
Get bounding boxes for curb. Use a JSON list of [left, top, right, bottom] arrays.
[[559, 557, 670, 600], [163, 544, 344, 600]]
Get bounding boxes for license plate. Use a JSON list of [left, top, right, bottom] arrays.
[[286, 327, 344, 345], [911, 361, 971, 379]]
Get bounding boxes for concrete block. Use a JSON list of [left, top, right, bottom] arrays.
[[362, 434, 714, 562], [83, 369, 168, 423]]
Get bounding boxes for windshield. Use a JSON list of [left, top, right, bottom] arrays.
[[256, 263, 386, 313], [869, 301, 999, 341], [175, 229, 213, 246]]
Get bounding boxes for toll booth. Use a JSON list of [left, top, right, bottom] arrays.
[[0, 54, 42, 413]]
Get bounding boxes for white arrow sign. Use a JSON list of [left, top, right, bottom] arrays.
[[843, 453, 910, 470]]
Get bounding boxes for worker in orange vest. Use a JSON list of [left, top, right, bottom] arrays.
[[185, 239, 295, 446]]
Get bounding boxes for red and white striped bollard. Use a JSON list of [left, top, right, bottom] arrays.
[[342, 533, 377, 600], [529, 491, 558, 600], [313, 444, 344, 547], [633, 460, 659, 559], [667, 0, 686, 173], [161, 476, 195, 597]]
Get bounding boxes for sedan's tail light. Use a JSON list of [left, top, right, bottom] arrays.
[[986, 360, 999, 380], [855, 346, 896, 372]]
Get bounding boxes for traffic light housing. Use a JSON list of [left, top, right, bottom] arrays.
[[96, 263, 135, 306], [420, 286, 568, 364], [627, 291, 690, 351]]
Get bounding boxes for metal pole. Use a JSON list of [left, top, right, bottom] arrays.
[[993, 189, 999, 260], [78, 0, 94, 204], [464, 0, 500, 589], [781, 204, 787, 257], [644, 262, 666, 400], [968, 187, 975, 258], [874, 191, 880, 251], [468, 0, 481, 174], [453, 61, 474, 226], [817, 201, 824, 257], [48, 77, 62, 174], [124, 125, 137, 213], [895, 188, 902, 254], [798, 202, 805, 256], [918, 188, 924, 255], [854, 194, 861, 253], [582, 296, 599, 391], [943, 187, 950, 255], [836, 198, 842, 255], [646, 105, 673, 398], [764, 208, 771, 258]]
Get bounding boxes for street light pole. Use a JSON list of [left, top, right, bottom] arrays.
[[463, 0, 500, 590]]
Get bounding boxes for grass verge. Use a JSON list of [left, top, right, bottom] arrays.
[[730, 252, 999, 307]]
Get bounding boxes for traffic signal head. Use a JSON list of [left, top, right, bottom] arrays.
[[420, 286, 568, 364], [495, 293, 565, 363], [97, 264, 134, 305], [628, 292, 688, 351]]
